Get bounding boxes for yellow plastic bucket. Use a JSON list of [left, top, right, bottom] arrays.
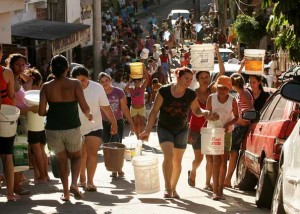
[[129, 62, 143, 79], [244, 49, 265, 74]]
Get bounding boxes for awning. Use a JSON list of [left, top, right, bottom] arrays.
[[12, 19, 90, 55]]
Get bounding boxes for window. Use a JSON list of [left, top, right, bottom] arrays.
[[260, 94, 281, 121], [269, 97, 287, 121]]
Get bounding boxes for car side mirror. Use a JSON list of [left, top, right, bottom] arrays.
[[242, 110, 260, 122]]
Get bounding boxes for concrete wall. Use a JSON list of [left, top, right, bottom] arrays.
[[67, 0, 81, 23], [0, 12, 12, 44], [0, 0, 24, 13], [80, 0, 93, 47]]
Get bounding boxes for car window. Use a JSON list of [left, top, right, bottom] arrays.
[[269, 96, 287, 121], [261, 93, 281, 121]]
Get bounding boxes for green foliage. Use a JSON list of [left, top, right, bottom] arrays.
[[263, 0, 300, 62], [233, 14, 268, 48]]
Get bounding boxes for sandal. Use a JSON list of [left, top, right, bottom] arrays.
[[70, 188, 84, 200], [78, 182, 87, 189], [110, 172, 118, 178], [86, 183, 97, 192], [172, 190, 180, 199], [188, 170, 195, 187], [60, 194, 70, 201], [118, 171, 125, 178], [203, 185, 213, 191], [7, 194, 20, 201], [163, 189, 172, 198], [212, 194, 222, 201]]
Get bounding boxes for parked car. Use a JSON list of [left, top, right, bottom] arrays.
[[168, 9, 190, 28], [214, 48, 234, 63], [270, 74, 300, 214], [237, 67, 300, 209]]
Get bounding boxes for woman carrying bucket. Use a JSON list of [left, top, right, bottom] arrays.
[[7, 53, 40, 197], [0, 44, 20, 201], [206, 75, 239, 200], [71, 66, 118, 192], [140, 67, 210, 199], [187, 44, 225, 189], [224, 73, 254, 189], [98, 72, 135, 178]]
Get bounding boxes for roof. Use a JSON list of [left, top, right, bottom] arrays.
[[12, 19, 90, 41]]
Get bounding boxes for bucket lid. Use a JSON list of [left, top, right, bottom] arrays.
[[132, 156, 158, 166], [25, 90, 40, 106], [0, 104, 20, 120]]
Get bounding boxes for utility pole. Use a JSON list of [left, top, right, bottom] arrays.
[[93, 0, 102, 81]]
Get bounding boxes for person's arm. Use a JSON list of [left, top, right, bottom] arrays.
[[101, 105, 118, 135], [3, 68, 15, 103], [238, 59, 245, 74], [124, 77, 131, 93], [139, 92, 163, 141], [214, 43, 225, 78], [38, 83, 48, 116], [119, 95, 135, 133], [141, 68, 150, 89], [190, 97, 210, 118], [74, 80, 92, 120], [20, 72, 33, 91], [223, 98, 239, 132]]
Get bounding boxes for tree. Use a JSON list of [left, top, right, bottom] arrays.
[[263, 0, 300, 62], [233, 14, 268, 48]]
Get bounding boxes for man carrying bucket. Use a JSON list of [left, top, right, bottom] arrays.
[[206, 75, 239, 200]]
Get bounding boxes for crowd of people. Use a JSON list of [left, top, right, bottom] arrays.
[[0, 1, 275, 203]]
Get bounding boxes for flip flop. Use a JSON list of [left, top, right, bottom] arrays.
[[110, 172, 118, 178], [70, 188, 83, 200], [163, 190, 172, 198], [118, 171, 125, 178], [188, 170, 195, 187], [7, 194, 20, 201], [212, 194, 222, 201], [86, 184, 97, 192], [172, 190, 180, 199], [60, 194, 70, 202], [203, 185, 213, 191]]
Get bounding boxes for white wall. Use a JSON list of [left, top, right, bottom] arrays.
[[67, 0, 81, 23], [0, 12, 12, 44], [0, 0, 24, 14], [11, 3, 38, 25], [80, 2, 93, 46]]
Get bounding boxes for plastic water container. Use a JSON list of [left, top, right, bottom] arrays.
[[102, 143, 125, 172], [123, 140, 142, 161], [201, 127, 225, 155], [0, 104, 20, 137], [13, 136, 29, 172], [190, 44, 214, 71], [132, 156, 160, 194], [24, 90, 45, 131], [244, 49, 265, 74], [129, 62, 144, 79]]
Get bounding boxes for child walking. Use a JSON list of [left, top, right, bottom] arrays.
[[206, 75, 239, 200]]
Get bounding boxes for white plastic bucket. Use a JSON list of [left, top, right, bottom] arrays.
[[0, 105, 20, 137], [123, 139, 142, 161], [25, 90, 45, 131], [132, 156, 160, 194], [190, 44, 214, 71], [13, 136, 29, 172], [201, 127, 225, 155], [130, 62, 144, 79], [244, 49, 265, 74]]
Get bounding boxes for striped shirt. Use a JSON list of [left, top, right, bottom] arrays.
[[236, 89, 254, 118]]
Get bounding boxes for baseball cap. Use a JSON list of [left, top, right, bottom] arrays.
[[216, 75, 232, 90]]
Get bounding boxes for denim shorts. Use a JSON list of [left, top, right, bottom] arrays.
[[157, 126, 188, 149], [231, 125, 248, 151]]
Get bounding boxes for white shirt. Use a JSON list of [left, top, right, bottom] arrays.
[[79, 81, 109, 135]]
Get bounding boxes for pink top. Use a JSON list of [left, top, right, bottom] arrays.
[[130, 87, 145, 106], [15, 86, 27, 110]]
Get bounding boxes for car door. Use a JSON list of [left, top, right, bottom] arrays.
[[245, 93, 287, 175], [284, 115, 300, 212]]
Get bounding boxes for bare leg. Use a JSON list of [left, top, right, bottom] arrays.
[[56, 150, 70, 200], [212, 155, 222, 197], [79, 143, 87, 185], [40, 144, 50, 180], [68, 150, 82, 195], [224, 150, 239, 187], [205, 155, 213, 187], [171, 148, 185, 192], [190, 150, 203, 183], [85, 136, 101, 187], [132, 115, 139, 139], [30, 143, 47, 181], [219, 152, 229, 197], [160, 142, 174, 191], [1, 154, 18, 199], [138, 115, 145, 138]]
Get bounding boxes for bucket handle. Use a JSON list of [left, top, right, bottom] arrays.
[[109, 133, 120, 143], [0, 111, 9, 120]]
